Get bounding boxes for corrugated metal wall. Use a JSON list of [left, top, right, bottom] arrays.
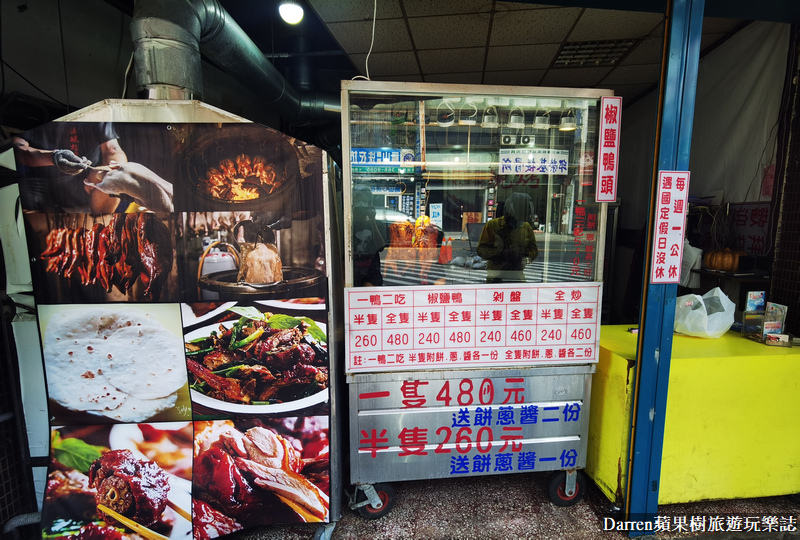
[[769, 26, 800, 336], [0, 299, 38, 537]]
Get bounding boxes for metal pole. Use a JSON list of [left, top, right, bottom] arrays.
[[626, 0, 704, 533]]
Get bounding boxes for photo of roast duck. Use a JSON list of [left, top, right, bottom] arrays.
[[193, 420, 329, 532], [40, 214, 172, 300]]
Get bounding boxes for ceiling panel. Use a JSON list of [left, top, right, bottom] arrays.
[[308, 0, 403, 22], [603, 83, 657, 103], [425, 72, 485, 84], [328, 18, 413, 53], [540, 66, 612, 87], [486, 43, 562, 71], [306, 1, 751, 106], [497, 2, 560, 11], [418, 48, 486, 74], [569, 8, 664, 41], [403, 0, 493, 17], [483, 69, 547, 87], [620, 37, 664, 65], [601, 63, 662, 85], [373, 73, 426, 82], [490, 7, 582, 46], [702, 17, 744, 33], [425, 71, 483, 84], [349, 51, 420, 77], [408, 14, 491, 49]]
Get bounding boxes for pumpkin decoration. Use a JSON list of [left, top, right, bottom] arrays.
[[703, 248, 747, 272]]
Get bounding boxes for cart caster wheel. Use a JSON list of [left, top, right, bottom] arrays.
[[547, 470, 586, 506], [355, 483, 396, 519]]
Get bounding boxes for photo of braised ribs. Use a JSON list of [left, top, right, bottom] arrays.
[[88, 449, 170, 528], [42, 425, 192, 539]]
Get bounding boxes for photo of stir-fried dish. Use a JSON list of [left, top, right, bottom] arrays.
[[185, 306, 328, 411], [42, 424, 192, 539]]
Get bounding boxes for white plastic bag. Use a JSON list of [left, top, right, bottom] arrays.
[[674, 287, 736, 339]]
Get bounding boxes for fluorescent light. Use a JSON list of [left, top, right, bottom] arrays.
[[279, 0, 304, 24]]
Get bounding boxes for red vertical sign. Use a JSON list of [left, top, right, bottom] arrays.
[[595, 96, 622, 203], [650, 171, 690, 284]]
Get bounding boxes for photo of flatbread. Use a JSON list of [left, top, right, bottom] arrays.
[[39, 304, 191, 424]]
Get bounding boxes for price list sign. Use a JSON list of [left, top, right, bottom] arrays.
[[345, 282, 602, 373]]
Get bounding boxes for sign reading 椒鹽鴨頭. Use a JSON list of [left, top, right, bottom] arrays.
[[650, 171, 690, 284], [345, 282, 602, 373], [595, 96, 622, 202]]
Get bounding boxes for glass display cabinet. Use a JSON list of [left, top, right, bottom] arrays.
[[341, 80, 613, 289]]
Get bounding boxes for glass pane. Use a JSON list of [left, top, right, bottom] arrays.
[[347, 90, 603, 288]]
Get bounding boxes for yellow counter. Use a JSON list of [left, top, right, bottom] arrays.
[[586, 324, 800, 505]]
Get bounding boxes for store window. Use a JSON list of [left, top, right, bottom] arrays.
[[344, 83, 608, 288]]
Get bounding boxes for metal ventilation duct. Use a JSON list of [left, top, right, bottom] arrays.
[[130, 0, 341, 128]]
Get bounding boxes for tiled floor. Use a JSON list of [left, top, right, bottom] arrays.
[[232, 472, 800, 539]]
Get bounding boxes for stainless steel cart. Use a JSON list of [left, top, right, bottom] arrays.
[[340, 80, 619, 517]]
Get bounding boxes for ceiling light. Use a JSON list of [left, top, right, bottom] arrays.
[[279, 0, 304, 24], [459, 102, 478, 126], [482, 105, 499, 129], [507, 106, 525, 129], [437, 102, 455, 127], [559, 109, 577, 131], [534, 110, 550, 129]]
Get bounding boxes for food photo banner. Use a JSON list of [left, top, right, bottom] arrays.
[[14, 121, 332, 538]]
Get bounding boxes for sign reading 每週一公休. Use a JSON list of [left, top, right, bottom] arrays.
[[595, 96, 622, 202], [497, 148, 569, 176], [650, 171, 690, 284], [345, 282, 602, 373]]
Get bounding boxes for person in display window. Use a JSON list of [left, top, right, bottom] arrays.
[[351, 185, 385, 286], [477, 192, 538, 283]]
